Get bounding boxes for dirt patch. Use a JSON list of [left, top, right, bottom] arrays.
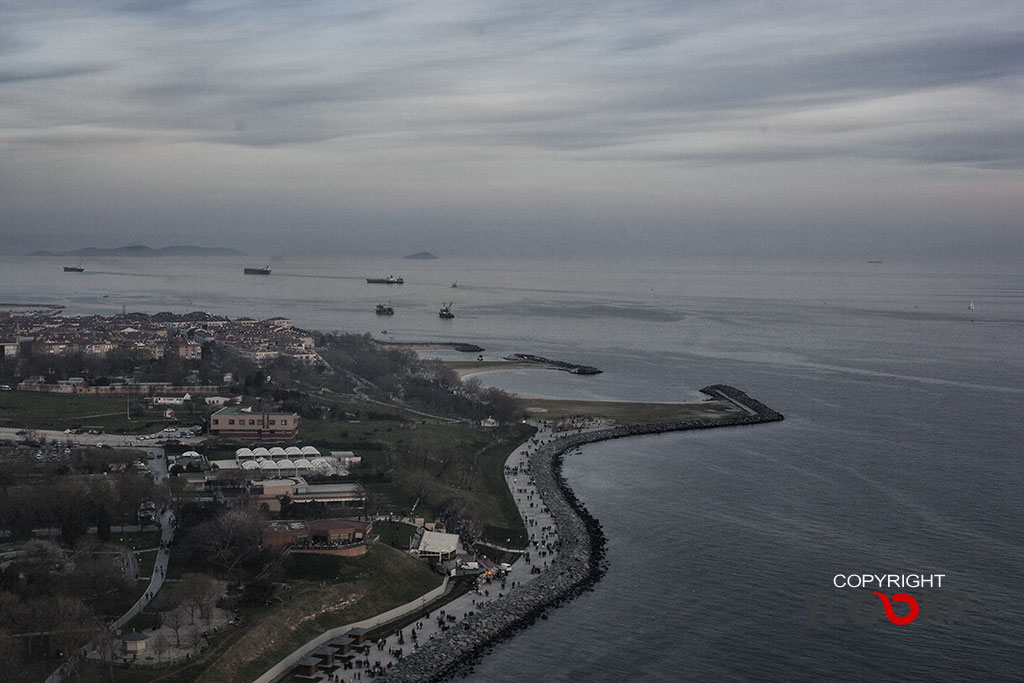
[[194, 583, 365, 683]]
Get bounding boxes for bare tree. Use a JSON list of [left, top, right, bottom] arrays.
[[151, 632, 170, 665], [93, 625, 119, 683], [0, 627, 21, 682], [180, 573, 220, 625], [163, 606, 187, 647], [190, 506, 264, 575]]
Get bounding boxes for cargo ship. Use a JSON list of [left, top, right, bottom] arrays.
[[366, 275, 403, 284], [244, 266, 271, 275]]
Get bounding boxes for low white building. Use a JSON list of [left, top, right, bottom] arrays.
[[411, 529, 460, 562]]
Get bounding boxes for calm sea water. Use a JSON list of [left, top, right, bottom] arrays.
[[3, 254, 1023, 681]]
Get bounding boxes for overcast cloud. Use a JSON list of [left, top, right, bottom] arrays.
[[2, 1, 1022, 261]]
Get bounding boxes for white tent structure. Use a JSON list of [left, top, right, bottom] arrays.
[[310, 457, 334, 475]]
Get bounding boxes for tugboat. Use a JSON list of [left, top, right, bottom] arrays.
[[244, 266, 271, 275], [438, 302, 455, 319], [366, 275, 403, 284], [376, 301, 394, 315]]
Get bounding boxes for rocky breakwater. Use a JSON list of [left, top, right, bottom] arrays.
[[377, 386, 782, 683], [502, 353, 602, 375]]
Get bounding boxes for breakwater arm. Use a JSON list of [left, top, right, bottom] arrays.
[[376, 386, 782, 682], [502, 353, 602, 375], [375, 340, 485, 353]]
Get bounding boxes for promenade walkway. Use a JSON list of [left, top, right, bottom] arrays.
[[254, 423, 559, 683]]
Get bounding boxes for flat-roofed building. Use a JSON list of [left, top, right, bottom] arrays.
[[209, 406, 299, 440], [262, 518, 373, 557], [248, 476, 366, 514]]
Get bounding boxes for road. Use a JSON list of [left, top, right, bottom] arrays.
[[0, 426, 207, 448]]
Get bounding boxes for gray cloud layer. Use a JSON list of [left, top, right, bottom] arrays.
[[1, 1, 1022, 259]]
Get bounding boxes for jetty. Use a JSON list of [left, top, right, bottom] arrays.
[[502, 353, 602, 375]]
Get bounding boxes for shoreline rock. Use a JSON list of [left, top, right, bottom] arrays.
[[376, 386, 782, 682]]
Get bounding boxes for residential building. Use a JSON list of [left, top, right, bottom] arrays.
[[209, 406, 300, 440]]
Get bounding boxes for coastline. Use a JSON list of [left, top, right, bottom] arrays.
[[376, 386, 783, 682]]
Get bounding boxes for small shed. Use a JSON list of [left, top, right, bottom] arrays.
[[120, 631, 149, 655], [330, 636, 352, 654], [314, 645, 339, 667], [347, 627, 369, 645], [296, 656, 319, 676]]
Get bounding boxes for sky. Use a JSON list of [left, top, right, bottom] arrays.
[[2, 1, 1023, 261]]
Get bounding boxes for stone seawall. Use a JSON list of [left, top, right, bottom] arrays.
[[377, 386, 783, 683]]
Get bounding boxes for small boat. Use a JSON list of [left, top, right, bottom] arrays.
[[244, 266, 271, 275], [968, 301, 975, 311], [366, 275, 404, 284], [439, 302, 455, 319], [63, 264, 84, 272], [376, 301, 394, 315], [451, 281, 458, 288]]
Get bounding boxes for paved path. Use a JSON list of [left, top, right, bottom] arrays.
[[46, 508, 177, 683], [255, 424, 559, 683], [112, 508, 176, 631]]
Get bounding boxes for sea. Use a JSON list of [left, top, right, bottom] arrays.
[[3, 254, 1023, 682]]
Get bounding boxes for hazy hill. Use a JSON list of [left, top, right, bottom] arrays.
[[29, 245, 244, 257]]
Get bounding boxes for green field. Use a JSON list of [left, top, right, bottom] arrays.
[[0, 390, 182, 433]]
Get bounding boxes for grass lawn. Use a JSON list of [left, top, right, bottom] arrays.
[[373, 520, 418, 549], [355, 421, 534, 548], [0, 390, 181, 433]]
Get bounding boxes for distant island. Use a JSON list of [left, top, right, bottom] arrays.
[[404, 251, 438, 260], [29, 245, 244, 258]]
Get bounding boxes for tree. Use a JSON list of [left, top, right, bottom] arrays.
[[180, 573, 220, 625], [60, 508, 88, 546], [180, 506, 264, 576], [9, 509, 34, 542], [94, 503, 112, 542], [151, 632, 170, 664], [164, 605, 187, 647], [0, 626, 22, 682]]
